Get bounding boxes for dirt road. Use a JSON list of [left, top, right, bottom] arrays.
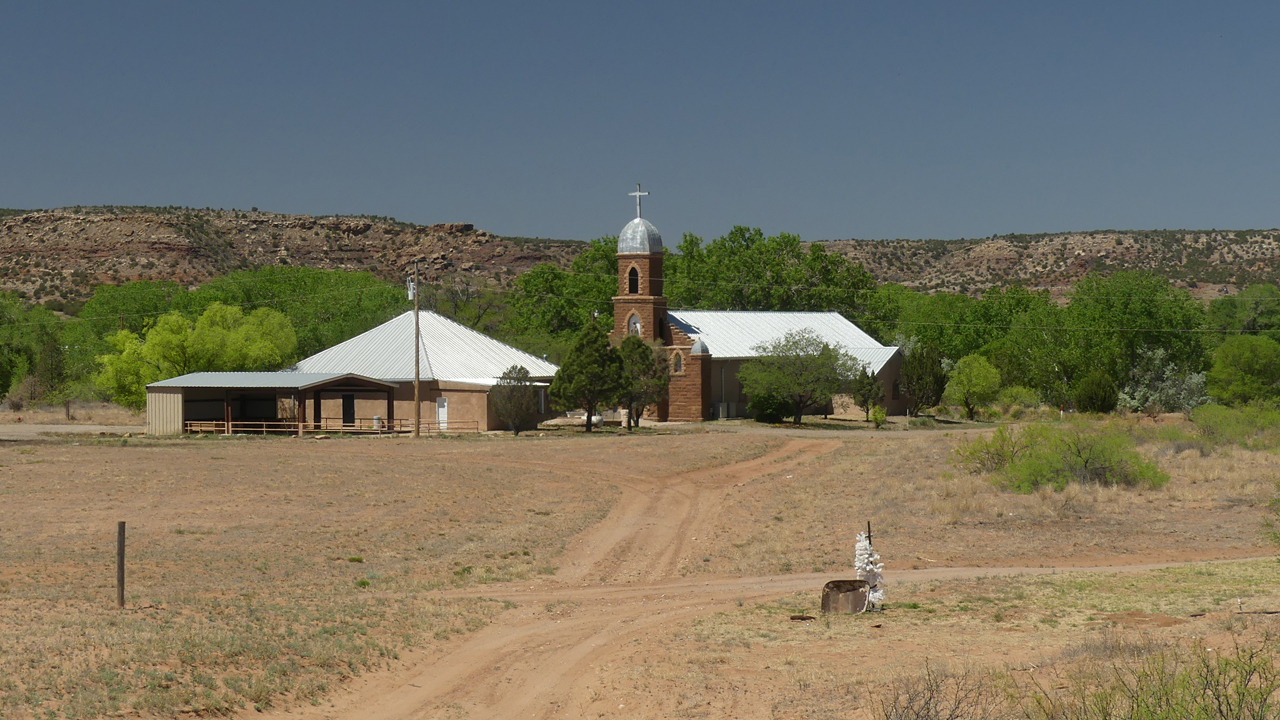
[[265, 437, 1267, 720]]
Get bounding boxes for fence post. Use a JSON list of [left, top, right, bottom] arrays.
[[117, 521, 125, 609]]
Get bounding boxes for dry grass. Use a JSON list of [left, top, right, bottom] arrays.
[[696, 430, 1278, 577], [600, 558, 1280, 720], [0, 401, 140, 425], [0, 431, 775, 718]]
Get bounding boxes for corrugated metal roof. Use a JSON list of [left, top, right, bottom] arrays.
[[294, 311, 559, 382], [667, 310, 900, 374], [148, 372, 394, 389]]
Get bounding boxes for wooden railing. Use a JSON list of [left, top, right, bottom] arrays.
[[183, 419, 480, 435]]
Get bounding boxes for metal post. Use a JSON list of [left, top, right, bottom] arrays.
[[116, 521, 125, 609], [413, 260, 420, 439]]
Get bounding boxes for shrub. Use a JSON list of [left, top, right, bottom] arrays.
[[490, 365, 541, 435], [871, 404, 888, 429], [956, 422, 1168, 492], [747, 393, 791, 424], [1019, 637, 1280, 720], [954, 425, 1044, 474], [1191, 402, 1280, 451], [1117, 347, 1209, 415], [996, 385, 1040, 412], [1075, 370, 1118, 414]]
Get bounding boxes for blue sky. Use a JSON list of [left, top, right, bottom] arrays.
[[2, 2, 1278, 243]]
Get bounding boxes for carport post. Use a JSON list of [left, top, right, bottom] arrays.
[[413, 260, 421, 439]]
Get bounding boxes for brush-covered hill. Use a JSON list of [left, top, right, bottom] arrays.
[[0, 206, 580, 307], [3, 205, 1279, 308], [824, 229, 1280, 300]]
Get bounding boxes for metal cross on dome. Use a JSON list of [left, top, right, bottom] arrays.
[[628, 183, 649, 218]]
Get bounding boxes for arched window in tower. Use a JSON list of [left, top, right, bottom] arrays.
[[628, 267, 639, 294], [672, 352, 683, 374], [628, 314, 641, 336]]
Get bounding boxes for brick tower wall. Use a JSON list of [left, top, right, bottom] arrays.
[[612, 297, 668, 344], [667, 349, 711, 422], [616, 254, 663, 297]]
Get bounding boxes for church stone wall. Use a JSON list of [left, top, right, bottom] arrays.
[[668, 350, 711, 422], [616, 254, 663, 297]]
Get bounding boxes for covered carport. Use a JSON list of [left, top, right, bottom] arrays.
[[145, 372, 399, 436]]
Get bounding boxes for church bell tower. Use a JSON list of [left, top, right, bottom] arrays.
[[612, 184, 668, 345]]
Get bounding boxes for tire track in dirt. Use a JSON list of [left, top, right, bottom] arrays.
[[276, 439, 836, 720], [557, 439, 840, 585]]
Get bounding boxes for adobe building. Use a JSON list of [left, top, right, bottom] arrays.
[[610, 195, 906, 422]]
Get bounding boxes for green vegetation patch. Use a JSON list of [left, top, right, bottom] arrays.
[[955, 422, 1169, 492]]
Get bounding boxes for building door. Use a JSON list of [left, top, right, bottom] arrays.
[[342, 394, 355, 427], [436, 396, 448, 431]]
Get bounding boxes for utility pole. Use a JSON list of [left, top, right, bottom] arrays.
[[413, 260, 420, 439]]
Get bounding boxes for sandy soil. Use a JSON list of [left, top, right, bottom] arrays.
[[2, 425, 1276, 719], [249, 430, 1277, 720]]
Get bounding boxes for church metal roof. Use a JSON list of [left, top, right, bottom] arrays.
[[666, 310, 900, 374], [293, 310, 559, 382]]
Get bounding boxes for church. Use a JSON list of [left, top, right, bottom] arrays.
[[609, 188, 908, 422]]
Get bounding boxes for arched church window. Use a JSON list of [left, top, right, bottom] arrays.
[[672, 352, 683, 374], [628, 267, 639, 294], [628, 314, 641, 336]]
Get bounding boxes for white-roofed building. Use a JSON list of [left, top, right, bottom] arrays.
[[145, 310, 558, 435], [610, 201, 905, 421]]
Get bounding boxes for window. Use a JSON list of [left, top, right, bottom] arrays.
[[892, 380, 900, 400], [628, 314, 641, 336], [628, 267, 639, 294], [672, 353, 683, 373]]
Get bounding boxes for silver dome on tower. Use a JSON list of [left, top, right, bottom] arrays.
[[618, 217, 663, 254], [617, 183, 663, 254]]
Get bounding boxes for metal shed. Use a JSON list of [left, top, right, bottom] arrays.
[[145, 372, 398, 436]]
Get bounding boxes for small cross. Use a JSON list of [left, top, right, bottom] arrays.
[[628, 183, 649, 218]]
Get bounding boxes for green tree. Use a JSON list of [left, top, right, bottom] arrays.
[[489, 365, 541, 436], [510, 237, 619, 341], [185, 266, 406, 357], [737, 329, 858, 425], [985, 303, 1081, 407], [899, 343, 948, 416], [0, 292, 29, 395], [1207, 284, 1280, 344], [63, 280, 187, 380], [1074, 370, 1119, 414], [616, 336, 669, 430], [1066, 271, 1208, 384], [96, 303, 298, 409], [847, 364, 885, 422], [1207, 335, 1280, 405], [548, 322, 624, 433], [943, 354, 1001, 420], [665, 228, 889, 339]]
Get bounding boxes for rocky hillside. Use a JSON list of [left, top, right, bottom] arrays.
[[825, 229, 1280, 300], [0, 206, 580, 306], [3, 206, 1279, 308]]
